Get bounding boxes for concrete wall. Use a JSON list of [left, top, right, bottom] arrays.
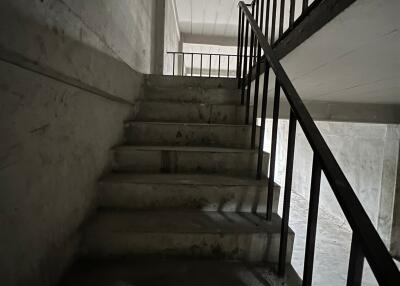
[[163, 0, 181, 75], [263, 120, 399, 248], [391, 152, 400, 258], [0, 1, 155, 285]]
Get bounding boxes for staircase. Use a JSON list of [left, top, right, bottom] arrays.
[[60, 75, 295, 285]]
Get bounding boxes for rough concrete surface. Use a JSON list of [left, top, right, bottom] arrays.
[[264, 119, 400, 248], [98, 173, 280, 213], [80, 211, 293, 264], [58, 258, 277, 286], [112, 146, 269, 177], [0, 1, 152, 285]]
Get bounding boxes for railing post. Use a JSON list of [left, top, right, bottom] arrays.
[[218, 55, 221, 78], [266, 79, 281, 220], [238, 11, 245, 86], [191, 53, 194, 76], [181, 53, 185, 76], [302, 154, 322, 286], [257, 65, 270, 179], [279, 0, 286, 37], [347, 234, 364, 286], [278, 109, 297, 276], [209, 54, 212, 77], [289, 0, 295, 27], [303, 0, 309, 13], [200, 54, 203, 77], [173, 53, 175, 76], [245, 3, 256, 124], [271, 0, 278, 44], [237, 9, 243, 80], [265, 0, 270, 38], [241, 19, 250, 105], [251, 0, 265, 150], [227, 55, 230, 77]]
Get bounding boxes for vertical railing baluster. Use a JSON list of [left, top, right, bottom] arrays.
[[266, 79, 281, 220], [200, 54, 203, 77], [245, 3, 256, 125], [303, 0, 309, 13], [218, 55, 221, 78], [265, 0, 270, 39], [227, 55, 230, 78], [237, 9, 243, 80], [279, 0, 286, 37], [302, 154, 322, 285], [253, 0, 260, 66], [289, 0, 295, 27], [173, 53, 175, 76], [347, 234, 365, 286], [182, 53, 185, 76], [241, 19, 250, 105], [191, 53, 193, 76], [271, 0, 277, 44], [278, 108, 297, 276], [238, 11, 245, 87], [257, 65, 270, 179], [251, 0, 265, 150], [209, 54, 212, 77]]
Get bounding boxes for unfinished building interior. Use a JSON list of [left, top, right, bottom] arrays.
[[1, 0, 400, 285]]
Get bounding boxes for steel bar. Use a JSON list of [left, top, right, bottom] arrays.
[[278, 109, 297, 276], [266, 79, 281, 220], [347, 234, 364, 286], [302, 154, 322, 285]]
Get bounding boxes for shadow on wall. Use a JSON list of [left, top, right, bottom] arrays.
[[0, 2, 147, 286]]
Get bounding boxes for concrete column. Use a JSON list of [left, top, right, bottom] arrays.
[[377, 126, 400, 248], [151, 0, 166, 74]]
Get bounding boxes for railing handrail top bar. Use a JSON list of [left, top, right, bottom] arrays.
[[167, 51, 245, 57], [238, 1, 399, 284]]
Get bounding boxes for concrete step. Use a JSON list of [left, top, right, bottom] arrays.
[[59, 258, 301, 286], [124, 121, 260, 148], [80, 210, 294, 263], [144, 86, 241, 104], [98, 173, 280, 213], [112, 146, 269, 177], [136, 101, 251, 124], [145, 74, 238, 89]]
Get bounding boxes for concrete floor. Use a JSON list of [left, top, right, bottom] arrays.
[[287, 192, 386, 285]]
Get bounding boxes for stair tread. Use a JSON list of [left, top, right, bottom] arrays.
[[85, 210, 288, 234], [125, 121, 250, 128], [114, 145, 259, 153], [139, 100, 241, 105], [101, 173, 276, 187]]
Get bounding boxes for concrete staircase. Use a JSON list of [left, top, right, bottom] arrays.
[[60, 75, 295, 285]]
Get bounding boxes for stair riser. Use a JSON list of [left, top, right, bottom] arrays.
[[99, 183, 280, 213], [145, 75, 238, 89], [81, 232, 293, 263], [144, 87, 241, 104], [136, 102, 252, 124], [125, 123, 259, 148], [112, 150, 269, 177]]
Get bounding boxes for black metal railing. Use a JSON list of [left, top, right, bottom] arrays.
[[166, 52, 253, 78], [237, 0, 399, 285]]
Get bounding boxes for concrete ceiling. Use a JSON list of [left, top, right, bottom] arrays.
[[174, 0, 242, 45], [174, 0, 399, 105], [280, 0, 400, 104]]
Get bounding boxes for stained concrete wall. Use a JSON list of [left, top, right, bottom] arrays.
[[0, 1, 156, 285], [263, 120, 399, 249], [163, 0, 181, 75]]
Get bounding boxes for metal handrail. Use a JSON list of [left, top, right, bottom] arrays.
[[166, 52, 254, 78], [238, 1, 400, 285]]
